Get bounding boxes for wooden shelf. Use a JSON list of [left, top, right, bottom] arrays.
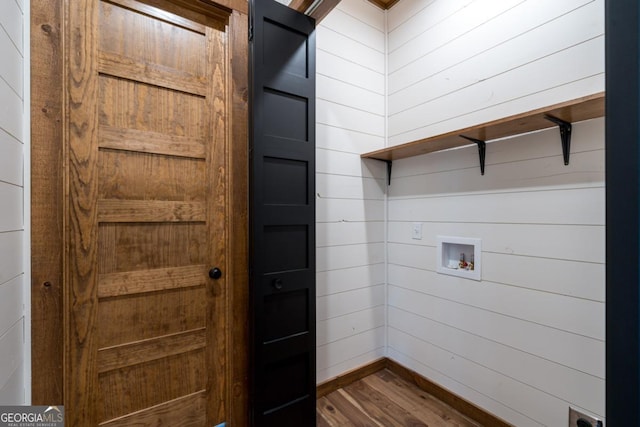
[[361, 92, 605, 165]]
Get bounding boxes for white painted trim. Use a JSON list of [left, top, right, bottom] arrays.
[[382, 6, 389, 359], [22, 0, 31, 404]]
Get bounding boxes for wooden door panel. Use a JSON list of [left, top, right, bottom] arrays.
[[99, 0, 208, 76], [98, 349, 206, 420], [98, 392, 207, 427], [97, 328, 206, 373], [97, 287, 207, 347], [98, 151, 206, 202], [62, 0, 229, 424], [98, 76, 207, 135], [98, 223, 208, 273], [98, 127, 207, 159], [99, 50, 209, 96], [98, 265, 209, 298], [97, 199, 206, 222]]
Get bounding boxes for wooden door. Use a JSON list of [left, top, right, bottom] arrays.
[[249, 0, 316, 425], [64, 0, 231, 424]]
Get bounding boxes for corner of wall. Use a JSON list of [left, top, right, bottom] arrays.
[[382, 4, 389, 360], [23, 0, 32, 405]]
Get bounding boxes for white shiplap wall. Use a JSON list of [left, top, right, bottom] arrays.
[[0, 0, 27, 405], [386, 0, 604, 426], [315, 0, 388, 384]]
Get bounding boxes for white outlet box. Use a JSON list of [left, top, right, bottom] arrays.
[[436, 236, 481, 281], [569, 408, 602, 427], [412, 222, 422, 240]]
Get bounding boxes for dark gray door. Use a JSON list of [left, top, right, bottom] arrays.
[[249, 0, 316, 425], [606, 0, 640, 423]]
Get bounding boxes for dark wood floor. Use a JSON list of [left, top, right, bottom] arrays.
[[317, 369, 482, 426]]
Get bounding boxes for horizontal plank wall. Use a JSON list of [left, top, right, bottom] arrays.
[[0, 0, 26, 405], [387, 0, 604, 146], [386, 0, 605, 426], [315, 0, 387, 384]]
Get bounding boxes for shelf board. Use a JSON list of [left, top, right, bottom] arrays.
[[361, 92, 605, 162]]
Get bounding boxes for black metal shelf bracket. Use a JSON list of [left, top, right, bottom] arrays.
[[545, 114, 572, 165], [460, 135, 487, 175], [384, 160, 392, 186]]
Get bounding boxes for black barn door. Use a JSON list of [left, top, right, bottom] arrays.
[[249, 0, 316, 425]]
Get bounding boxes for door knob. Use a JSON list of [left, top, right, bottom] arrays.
[[209, 267, 222, 279]]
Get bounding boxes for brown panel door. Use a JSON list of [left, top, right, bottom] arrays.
[[64, 0, 230, 425]]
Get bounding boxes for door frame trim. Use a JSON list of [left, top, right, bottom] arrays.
[[30, 0, 249, 424]]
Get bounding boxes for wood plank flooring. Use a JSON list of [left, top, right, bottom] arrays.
[[317, 369, 482, 426]]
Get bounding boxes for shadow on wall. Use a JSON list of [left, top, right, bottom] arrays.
[[361, 158, 389, 196]]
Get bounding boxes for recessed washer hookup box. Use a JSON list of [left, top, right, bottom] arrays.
[[436, 236, 482, 281]]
